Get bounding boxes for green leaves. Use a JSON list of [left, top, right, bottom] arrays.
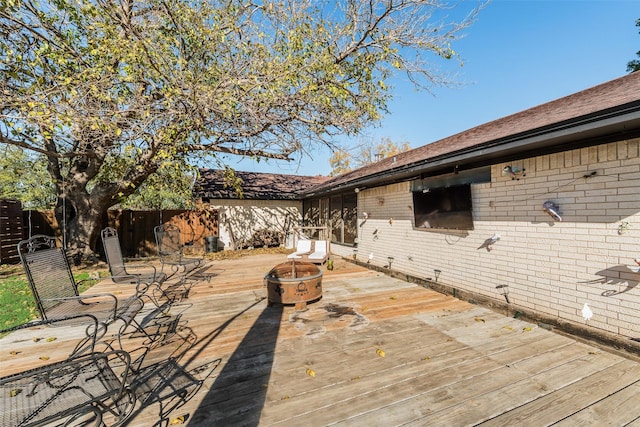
[[0, 0, 480, 259]]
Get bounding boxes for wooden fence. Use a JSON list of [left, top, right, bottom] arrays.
[[0, 200, 24, 264], [106, 209, 219, 258], [0, 199, 219, 264]]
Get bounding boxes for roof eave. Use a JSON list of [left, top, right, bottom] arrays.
[[304, 102, 640, 198]]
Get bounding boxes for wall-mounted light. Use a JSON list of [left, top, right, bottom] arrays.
[[479, 233, 500, 252], [543, 201, 562, 222], [503, 165, 526, 180], [354, 187, 360, 193], [496, 285, 510, 304]]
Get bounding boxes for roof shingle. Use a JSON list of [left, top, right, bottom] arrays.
[[308, 72, 640, 193], [196, 169, 329, 200]]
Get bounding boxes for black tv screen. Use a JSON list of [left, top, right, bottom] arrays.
[[413, 184, 474, 230]]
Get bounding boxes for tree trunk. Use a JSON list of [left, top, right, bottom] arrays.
[[55, 191, 110, 265]]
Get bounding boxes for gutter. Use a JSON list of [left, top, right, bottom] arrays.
[[305, 101, 640, 197]]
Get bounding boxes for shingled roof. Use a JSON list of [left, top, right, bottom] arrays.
[[196, 169, 329, 200], [305, 71, 640, 197]]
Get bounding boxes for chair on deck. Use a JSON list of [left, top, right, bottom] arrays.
[[154, 224, 203, 276], [18, 235, 148, 349], [287, 239, 312, 260], [101, 227, 171, 307], [0, 314, 136, 427], [307, 240, 330, 264]]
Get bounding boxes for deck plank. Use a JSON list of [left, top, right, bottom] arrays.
[[4, 254, 640, 426]]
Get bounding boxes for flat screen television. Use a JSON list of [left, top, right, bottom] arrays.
[[413, 184, 474, 230]]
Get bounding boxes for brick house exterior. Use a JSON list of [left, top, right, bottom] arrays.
[[304, 72, 640, 340], [195, 72, 640, 342]]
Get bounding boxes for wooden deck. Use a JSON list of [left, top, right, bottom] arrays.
[[4, 254, 640, 426]]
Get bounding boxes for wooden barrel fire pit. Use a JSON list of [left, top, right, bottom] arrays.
[[264, 260, 323, 310]]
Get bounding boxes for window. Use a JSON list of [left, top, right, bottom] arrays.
[[413, 184, 474, 230]]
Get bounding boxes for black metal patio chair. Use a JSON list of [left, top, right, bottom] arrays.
[[0, 314, 136, 427], [101, 227, 173, 307], [154, 224, 204, 276], [18, 235, 149, 349]]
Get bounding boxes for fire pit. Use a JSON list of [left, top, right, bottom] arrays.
[[264, 260, 323, 310]]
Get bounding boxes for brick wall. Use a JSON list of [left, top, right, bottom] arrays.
[[353, 138, 640, 337]]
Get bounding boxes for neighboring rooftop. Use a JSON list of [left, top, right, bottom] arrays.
[[195, 169, 329, 200]]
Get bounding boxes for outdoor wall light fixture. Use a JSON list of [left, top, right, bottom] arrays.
[[354, 187, 360, 193], [434, 269, 441, 283], [542, 201, 562, 222], [496, 285, 510, 304], [503, 165, 526, 180], [618, 221, 631, 235], [478, 233, 500, 252]]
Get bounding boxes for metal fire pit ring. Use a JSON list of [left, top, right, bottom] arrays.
[[264, 260, 323, 310]]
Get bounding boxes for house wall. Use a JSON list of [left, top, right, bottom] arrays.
[[206, 199, 302, 250], [352, 138, 640, 338]]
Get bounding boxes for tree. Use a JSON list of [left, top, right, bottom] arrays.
[[628, 18, 640, 73], [117, 163, 198, 211], [0, 0, 481, 261], [329, 137, 412, 176], [0, 146, 56, 209]]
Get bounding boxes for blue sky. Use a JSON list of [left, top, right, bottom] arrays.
[[219, 0, 639, 176]]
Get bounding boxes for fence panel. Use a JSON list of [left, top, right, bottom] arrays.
[[0, 199, 24, 264], [22, 210, 56, 238], [106, 208, 219, 258], [0, 207, 219, 264]]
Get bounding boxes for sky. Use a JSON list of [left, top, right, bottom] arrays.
[[216, 0, 639, 177]]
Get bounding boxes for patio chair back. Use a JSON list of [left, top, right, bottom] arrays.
[[154, 224, 203, 274], [17, 235, 147, 348], [155, 224, 178, 254], [18, 235, 78, 316], [101, 227, 128, 278]]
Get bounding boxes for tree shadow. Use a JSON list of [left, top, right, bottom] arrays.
[[129, 298, 270, 425], [189, 303, 283, 426], [579, 264, 640, 296]]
